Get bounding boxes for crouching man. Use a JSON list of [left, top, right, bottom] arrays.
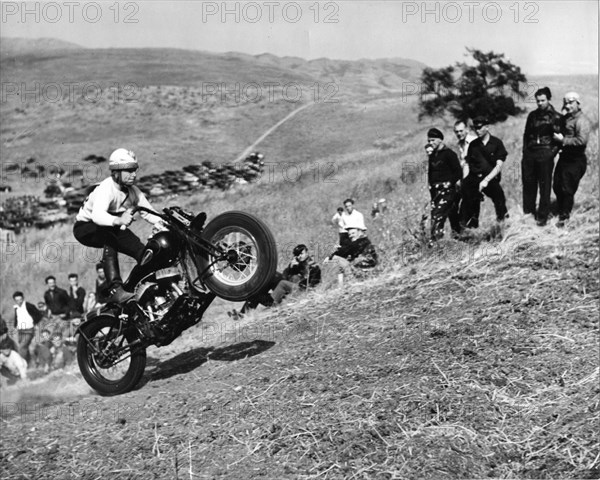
[[323, 227, 378, 287]]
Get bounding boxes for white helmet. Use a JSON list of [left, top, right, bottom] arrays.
[[109, 148, 138, 171]]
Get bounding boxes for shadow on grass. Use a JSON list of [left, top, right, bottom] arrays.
[[144, 340, 275, 383]]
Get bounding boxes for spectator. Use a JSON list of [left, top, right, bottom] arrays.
[[341, 198, 366, 232], [283, 244, 322, 290], [426, 128, 462, 240], [0, 348, 28, 381], [323, 227, 378, 287], [553, 91, 592, 227], [33, 328, 53, 373], [95, 262, 110, 305], [13, 291, 43, 363], [453, 120, 477, 170], [522, 87, 562, 226], [67, 273, 86, 317], [331, 207, 349, 247], [84, 292, 99, 314], [50, 332, 74, 370], [371, 199, 388, 219], [460, 116, 509, 229], [44, 275, 71, 318]]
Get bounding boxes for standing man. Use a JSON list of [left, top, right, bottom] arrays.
[[426, 128, 462, 240], [453, 120, 477, 179], [341, 198, 366, 232], [522, 87, 562, 226], [67, 273, 86, 317], [331, 207, 349, 247], [43, 276, 71, 319], [13, 291, 42, 363], [553, 92, 591, 227], [460, 116, 509, 229]]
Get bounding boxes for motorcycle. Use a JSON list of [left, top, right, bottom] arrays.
[[76, 206, 278, 396]]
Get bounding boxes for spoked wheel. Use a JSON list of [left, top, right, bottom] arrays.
[[197, 211, 278, 301], [77, 314, 146, 396]]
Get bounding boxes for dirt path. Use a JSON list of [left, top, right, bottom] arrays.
[[233, 102, 313, 163]]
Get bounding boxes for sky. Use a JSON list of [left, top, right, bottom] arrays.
[[1, 1, 598, 75]]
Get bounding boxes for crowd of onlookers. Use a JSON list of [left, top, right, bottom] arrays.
[[229, 87, 591, 316], [0, 265, 110, 385], [228, 198, 380, 319]]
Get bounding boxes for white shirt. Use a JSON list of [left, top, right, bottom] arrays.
[[342, 210, 366, 231], [457, 134, 477, 161], [14, 303, 34, 330], [331, 212, 346, 233], [75, 177, 159, 227]]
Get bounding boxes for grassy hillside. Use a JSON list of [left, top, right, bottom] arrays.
[[0, 45, 598, 478]]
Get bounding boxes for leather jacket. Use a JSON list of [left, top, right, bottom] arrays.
[[523, 104, 561, 153]]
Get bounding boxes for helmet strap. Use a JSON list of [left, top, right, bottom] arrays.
[[111, 170, 125, 187]]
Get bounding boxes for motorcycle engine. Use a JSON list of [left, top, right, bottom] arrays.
[[136, 268, 184, 324]]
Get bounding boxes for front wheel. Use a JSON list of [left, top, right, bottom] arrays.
[[197, 211, 278, 301], [77, 315, 147, 396]]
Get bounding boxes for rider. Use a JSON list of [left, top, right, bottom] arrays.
[[73, 148, 162, 304]]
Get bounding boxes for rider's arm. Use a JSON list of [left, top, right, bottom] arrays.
[[133, 188, 161, 225]]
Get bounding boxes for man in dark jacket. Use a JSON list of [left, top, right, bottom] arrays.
[[460, 116, 509, 229], [426, 128, 463, 240], [13, 291, 43, 363], [522, 87, 562, 226], [324, 227, 378, 286], [552, 91, 592, 227], [67, 273, 86, 317], [282, 244, 322, 290], [43, 275, 71, 318]]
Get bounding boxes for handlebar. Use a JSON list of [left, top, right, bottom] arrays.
[[118, 206, 167, 230]]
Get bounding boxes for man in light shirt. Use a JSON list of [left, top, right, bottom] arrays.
[[453, 120, 477, 179], [12, 291, 42, 363], [341, 198, 366, 232]]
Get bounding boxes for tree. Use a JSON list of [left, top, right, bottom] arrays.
[[419, 48, 527, 123]]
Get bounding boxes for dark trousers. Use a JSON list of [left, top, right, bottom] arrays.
[[73, 222, 145, 289], [522, 148, 555, 220], [17, 329, 34, 364], [429, 183, 461, 240], [460, 174, 508, 229], [553, 155, 587, 221]]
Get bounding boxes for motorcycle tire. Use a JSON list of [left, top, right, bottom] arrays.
[[77, 314, 147, 396], [197, 211, 278, 301]]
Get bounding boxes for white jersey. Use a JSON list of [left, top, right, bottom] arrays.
[[75, 177, 159, 227]]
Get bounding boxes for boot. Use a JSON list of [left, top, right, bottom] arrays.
[[103, 246, 134, 304]]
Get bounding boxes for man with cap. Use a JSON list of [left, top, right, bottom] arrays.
[[460, 116, 509, 229], [323, 226, 378, 287], [426, 127, 462, 240], [522, 87, 562, 226], [73, 148, 164, 304], [552, 92, 591, 227]]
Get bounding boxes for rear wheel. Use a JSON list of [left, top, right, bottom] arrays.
[[197, 211, 278, 301], [77, 315, 146, 396]]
